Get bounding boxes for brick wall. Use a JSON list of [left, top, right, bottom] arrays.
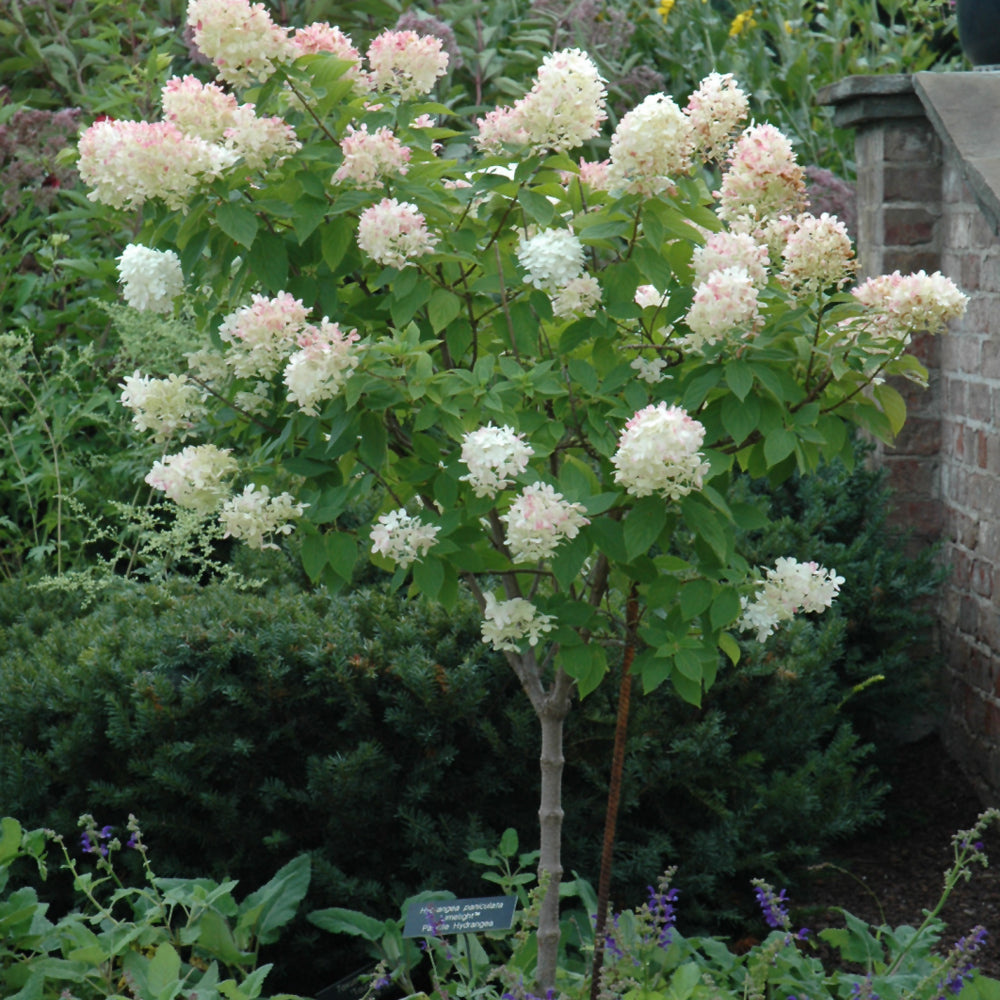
[[820, 74, 1000, 803]]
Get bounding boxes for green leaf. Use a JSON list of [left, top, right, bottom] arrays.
[[0, 818, 22, 866], [724, 360, 754, 400], [680, 496, 729, 563], [763, 426, 796, 466], [300, 535, 327, 583], [238, 855, 311, 947], [518, 188, 556, 226], [358, 413, 387, 468], [499, 828, 519, 857], [308, 907, 387, 942], [586, 518, 627, 563], [670, 665, 702, 707], [718, 632, 740, 665], [624, 497, 668, 561], [679, 579, 713, 621], [321, 217, 354, 273], [246, 236, 289, 293], [427, 289, 462, 333], [412, 557, 444, 600], [561, 644, 608, 699], [710, 587, 741, 629], [325, 532, 357, 582], [720, 392, 760, 445], [215, 202, 260, 249], [874, 382, 908, 436]]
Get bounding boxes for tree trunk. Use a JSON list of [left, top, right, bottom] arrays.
[[535, 667, 574, 991]]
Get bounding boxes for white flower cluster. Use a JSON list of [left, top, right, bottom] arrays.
[[145, 444, 239, 515], [738, 557, 844, 642], [684, 265, 761, 350], [481, 593, 555, 652], [283, 320, 362, 416], [119, 371, 206, 443], [517, 228, 585, 293], [219, 484, 308, 550], [607, 93, 694, 196], [460, 423, 534, 498], [369, 508, 441, 568], [501, 482, 589, 562], [779, 212, 856, 295], [612, 402, 709, 499], [117, 244, 184, 314]]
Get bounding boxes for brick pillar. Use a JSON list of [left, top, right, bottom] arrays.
[[818, 76, 944, 545]]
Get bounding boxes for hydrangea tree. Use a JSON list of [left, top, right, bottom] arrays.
[[77, 0, 967, 987]]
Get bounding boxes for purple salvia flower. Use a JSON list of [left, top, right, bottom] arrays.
[[752, 880, 790, 930]]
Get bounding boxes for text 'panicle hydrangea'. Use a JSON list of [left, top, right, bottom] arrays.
[[357, 197, 438, 268], [218, 291, 311, 379], [333, 124, 411, 188], [779, 212, 856, 294], [685, 71, 749, 162], [119, 371, 206, 443], [219, 484, 308, 549], [460, 423, 534, 498], [77, 119, 239, 210], [145, 443, 239, 515], [849, 270, 968, 343], [370, 508, 441, 568], [481, 593, 555, 652], [608, 92, 695, 196], [739, 556, 844, 642], [475, 48, 606, 155], [186, 0, 294, 88], [366, 29, 448, 99], [291, 22, 371, 94], [684, 266, 761, 350], [612, 402, 709, 499], [283, 319, 361, 415], [501, 482, 590, 563], [117, 244, 184, 314], [516, 228, 585, 292]]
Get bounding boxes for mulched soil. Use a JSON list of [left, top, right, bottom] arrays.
[[790, 733, 1000, 978]]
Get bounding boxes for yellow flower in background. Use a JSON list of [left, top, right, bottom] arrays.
[[729, 7, 757, 35], [658, 0, 675, 21]]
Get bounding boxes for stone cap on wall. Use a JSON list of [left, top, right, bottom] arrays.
[[819, 72, 1000, 235]]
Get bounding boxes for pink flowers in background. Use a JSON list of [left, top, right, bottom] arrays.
[[780, 212, 856, 294], [739, 557, 844, 641], [612, 403, 709, 499], [369, 509, 441, 567], [217, 291, 311, 379], [460, 424, 534, 498], [692, 231, 769, 289], [357, 197, 438, 268], [291, 22, 371, 94], [684, 266, 761, 350], [333, 124, 411, 189], [481, 593, 555, 652], [186, 0, 293, 87], [145, 444, 239, 515], [116, 244, 184, 314], [501, 483, 590, 563], [283, 320, 362, 416], [219, 485, 308, 549], [476, 48, 607, 154], [366, 29, 449, 99], [608, 93, 694, 195]]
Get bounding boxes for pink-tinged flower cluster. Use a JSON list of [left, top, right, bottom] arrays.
[[476, 49, 607, 155], [291, 22, 371, 94], [517, 228, 585, 292], [460, 423, 534, 498], [716, 124, 807, 234], [283, 320, 362, 415], [367, 29, 448, 99], [635, 284, 669, 311], [574, 158, 611, 191], [779, 212, 856, 294], [357, 198, 438, 268], [612, 402, 709, 499], [685, 72, 749, 162], [218, 292, 311, 378], [607, 93, 694, 195], [369, 508, 441, 568], [849, 270, 968, 342], [333, 124, 411, 188], [186, 0, 294, 87], [692, 231, 769, 288], [117, 244, 184, 314], [684, 266, 761, 349], [501, 482, 590, 562], [161, 75, 300, 171], [481, 593, 555, 652], [77, 119, 238, 210], [219, 484, 307, 549], [739, 556, 844, 641], [119, 371, 206, 443], [145, 443, 239, 515], [551, 274, 602, 319]]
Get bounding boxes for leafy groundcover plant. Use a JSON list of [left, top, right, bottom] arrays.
[[76, 0, 971, 989]]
